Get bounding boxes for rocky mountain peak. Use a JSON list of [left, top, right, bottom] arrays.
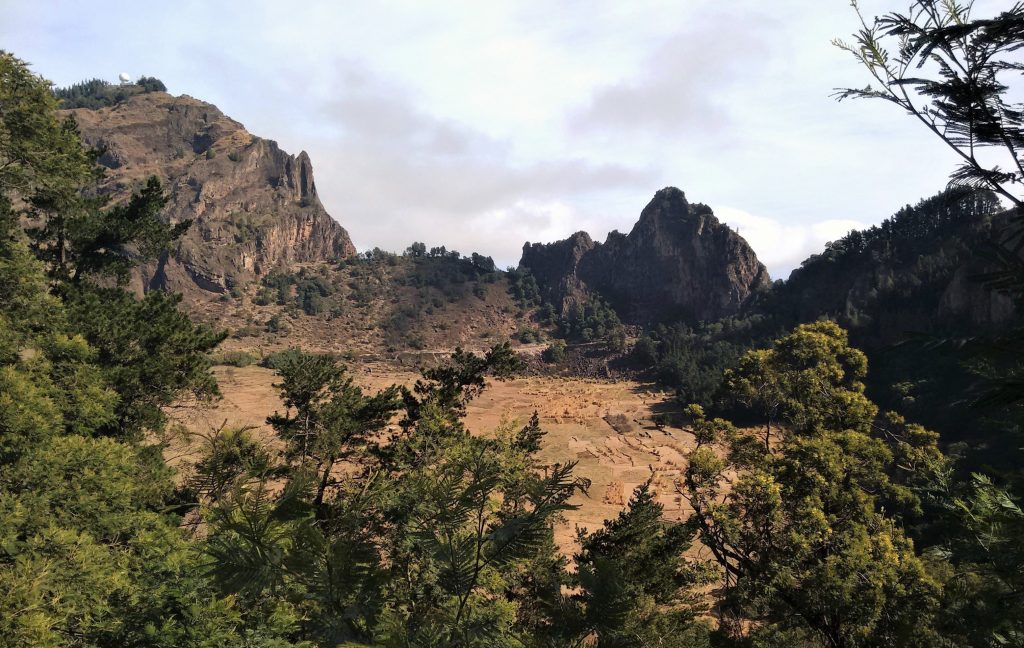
[[632, 186, 717, 238], [290, 151, 317, 202], [62, 91, 356, 297], [520, 188, 770, 324], [639, 186, 690, 218], [521, 231, 595, 275]]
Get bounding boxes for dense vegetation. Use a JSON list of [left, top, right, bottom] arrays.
[[766, 189, 1002, 340], [256, 268, 335, 315], [634, 186, 1018, 456], [52, 76, 167, 109], [1, 51, 228, 644], [2, 1, 1024, 645], [508, 266, 627, 356], [633, 314, 763, 407], [554, 294, 626, 349]]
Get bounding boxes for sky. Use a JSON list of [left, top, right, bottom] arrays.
[[0, 0, 991, 278]]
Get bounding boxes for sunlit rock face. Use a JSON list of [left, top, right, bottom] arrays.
[[63, 92, 355, 296]]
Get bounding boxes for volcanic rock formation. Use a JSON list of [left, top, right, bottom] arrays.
[[62, 92, 355, 296], [520, 187, 770, 324]]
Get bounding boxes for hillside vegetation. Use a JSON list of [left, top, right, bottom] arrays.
[[189, 248, 546, 359], [629, 189, 1019, 470], [52, 76, 167, 109], [3, 1, 1024, 644]]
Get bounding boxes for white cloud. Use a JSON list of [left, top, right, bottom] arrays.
[[310, 60, 651, 265], [0, 0, 974, 278], [715, 206, 866, 280], [466, 200, 591, 267], [570, 6, 771, 137]]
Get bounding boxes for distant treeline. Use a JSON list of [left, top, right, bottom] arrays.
[[52, 76, 166, 109], [630, 188, 1015, 471]]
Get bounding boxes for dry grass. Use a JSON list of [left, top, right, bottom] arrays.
[[167, 363, 701, 555]]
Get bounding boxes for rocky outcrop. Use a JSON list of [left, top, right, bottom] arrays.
[[520, 231, 596, 313], [521, 187, 770, 324], [62, 92, 355, 296], [940, 265, 1015, 326]]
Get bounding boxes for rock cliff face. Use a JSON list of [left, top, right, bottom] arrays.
[[519, 231, 596, 313], [521, 188, 770, 324], [62, 92, 355, 295], [765, 189, 1015, 347], [939, 264, 1016, 326]]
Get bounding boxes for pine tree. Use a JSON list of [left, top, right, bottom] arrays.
[[0, 51, 274, 647], [568, 481, 712, 647]]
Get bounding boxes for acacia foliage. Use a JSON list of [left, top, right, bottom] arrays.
[[682, 322, 950, 646]]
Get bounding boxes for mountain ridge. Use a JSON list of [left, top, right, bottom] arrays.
[[520, 187, 770, 325], [61, 91, 355, 297]]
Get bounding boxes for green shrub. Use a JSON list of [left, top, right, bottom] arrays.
[[261, 269, 333, 315], [542, 340, 567, 364], [265, 315, 285, 333], [231, 325, 261, 339], [633, 335, 658, 365], [507, 268, 541, 308], [558, 295, 623, 344], [211, 350, 257, 367], [517, 328, 541, 344], [259, 348, 306, 370], [253, 287, 275, 306]]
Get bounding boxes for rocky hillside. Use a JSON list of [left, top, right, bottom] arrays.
[[623, 188, 1016, 434], [757, 188, 1014, 344], [520, 187, 770, 325], [193, 253, 544, 362], [61, 92, 355, 296]]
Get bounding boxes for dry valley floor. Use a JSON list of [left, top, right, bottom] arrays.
[[169, 363, 702, 554]]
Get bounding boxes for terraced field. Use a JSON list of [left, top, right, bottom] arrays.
[[170, 363, 701, 553]]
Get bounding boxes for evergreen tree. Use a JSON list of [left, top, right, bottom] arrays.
[[0, 51, 271, 647], [682, 323, 948, 646], [206, 344, 595, 646], [266, 350, 400, 516], [838, 4, 1024, 643], [567, 482, 712, 647], [62, 285, 225, 439]]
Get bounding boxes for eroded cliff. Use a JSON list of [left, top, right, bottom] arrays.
[[62, 92, 355, 295], [520, 187, 770, 324]]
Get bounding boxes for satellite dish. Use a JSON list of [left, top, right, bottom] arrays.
[[118, 72, 131, 84]]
